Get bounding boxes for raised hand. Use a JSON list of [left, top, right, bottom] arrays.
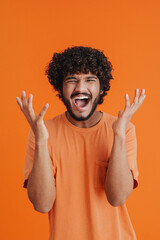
[[112, 88, 146, 136], [16, 91, 49, 143]]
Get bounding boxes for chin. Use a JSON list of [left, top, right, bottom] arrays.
[[69, 109, 95, 121], [63, 95, 99, 122]]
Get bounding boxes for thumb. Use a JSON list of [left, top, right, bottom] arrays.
[[38, 103, 49, 119], [118, 110, 124, 118]]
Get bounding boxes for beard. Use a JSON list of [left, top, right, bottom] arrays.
[[61, 92, 101, 121]]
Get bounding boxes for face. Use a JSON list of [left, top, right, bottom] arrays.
[[62, 72, 101, 121]]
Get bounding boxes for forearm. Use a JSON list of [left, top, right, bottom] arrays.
[[27, 140, 56, 213], [105, 133, 133, 206]]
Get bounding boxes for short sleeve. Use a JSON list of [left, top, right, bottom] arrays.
[[23, 128, 56, 188], [126, 122, 139, 189]]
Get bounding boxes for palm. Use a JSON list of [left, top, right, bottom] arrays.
[[112, 89, 146, 134], [16, 91, 49, 141]]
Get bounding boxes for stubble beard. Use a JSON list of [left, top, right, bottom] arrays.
[[61, 93, 101, 121]]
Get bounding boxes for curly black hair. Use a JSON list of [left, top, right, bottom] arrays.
[[45, 46, 113, 104]]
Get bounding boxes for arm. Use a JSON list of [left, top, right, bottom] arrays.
[[16, 91, 56, 213], [105, 88, 146, 207], [105, 131, 133, 206], [27, 139, 56, 213]]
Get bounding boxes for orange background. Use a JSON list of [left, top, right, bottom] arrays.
[[1, 0, 160, 239]]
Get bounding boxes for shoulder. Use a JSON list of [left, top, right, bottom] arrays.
[[102, 112, 117, 125], [44, 113, 64, 129], [102, 112, 135, 129]]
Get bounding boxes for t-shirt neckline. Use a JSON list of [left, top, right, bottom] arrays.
[[61, 111, 105, 133]]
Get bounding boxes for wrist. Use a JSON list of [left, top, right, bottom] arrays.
[[113, 130, 126, 139], [35, 138, 48, 146]]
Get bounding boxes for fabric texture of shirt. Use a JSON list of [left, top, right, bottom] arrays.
[[23, 112, 138, 240]]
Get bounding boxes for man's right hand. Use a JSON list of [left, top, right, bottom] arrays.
[[16, 91, 49, 143]]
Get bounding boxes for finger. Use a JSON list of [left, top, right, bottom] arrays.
[[133, 88, 139, 105], [21, 91, 27, 106], [124, 93, 130, 111], [16, 96, 33, 125], [38, 103, 49, 119], [16, 97, 23, 110], [28, 94, 33, 110], [28, 94, 36, 117], [138, 89, 146, 105]]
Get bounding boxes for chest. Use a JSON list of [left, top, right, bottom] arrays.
[[50, 126, 113, 169]]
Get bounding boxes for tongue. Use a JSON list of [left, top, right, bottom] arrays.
[[75, 99, 87, 107]]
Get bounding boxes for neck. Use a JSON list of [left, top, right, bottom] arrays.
[[65, 111, 103, 128]]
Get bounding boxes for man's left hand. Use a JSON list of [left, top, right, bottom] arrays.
[[112, 88, 146, 136]]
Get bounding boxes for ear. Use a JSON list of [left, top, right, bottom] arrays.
[[100, 90, 103, 95], [57, 90, 62, 98], [58, 88, 62, 98]]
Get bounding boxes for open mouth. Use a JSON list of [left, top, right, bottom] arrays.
[[73, 95, 90, 110]]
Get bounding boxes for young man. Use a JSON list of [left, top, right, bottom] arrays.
[[16, 46, 146, 240]]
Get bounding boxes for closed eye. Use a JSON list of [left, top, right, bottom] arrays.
[[86, 79, 96, 82], [65, 80, 77, 83]]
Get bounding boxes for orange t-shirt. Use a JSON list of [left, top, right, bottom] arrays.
[[23, 112, 138, 240]]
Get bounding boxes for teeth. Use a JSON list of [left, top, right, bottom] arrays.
[[74, 96, 89, 100]]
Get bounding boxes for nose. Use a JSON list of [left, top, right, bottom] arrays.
[[74, 80, 87, 93]]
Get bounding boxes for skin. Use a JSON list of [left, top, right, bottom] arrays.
[[16, 73, 146, 211], [105, 88, 146, 206], [16, 92, 56, 213], [62, 72, 103, 127]]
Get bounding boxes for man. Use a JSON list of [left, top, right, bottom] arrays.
[[16, 46, 146, 240]]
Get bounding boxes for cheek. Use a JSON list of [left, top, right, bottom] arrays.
[[92, 84, 100, 96], [62, 85, 72, 98]]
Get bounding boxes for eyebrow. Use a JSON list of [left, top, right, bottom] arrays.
[[65, 76, 97, 80], [86, 76, 97, 79], [65, 77, 76, 80]]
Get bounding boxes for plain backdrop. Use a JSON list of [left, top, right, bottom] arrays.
[[0, 0, 160, 239]]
